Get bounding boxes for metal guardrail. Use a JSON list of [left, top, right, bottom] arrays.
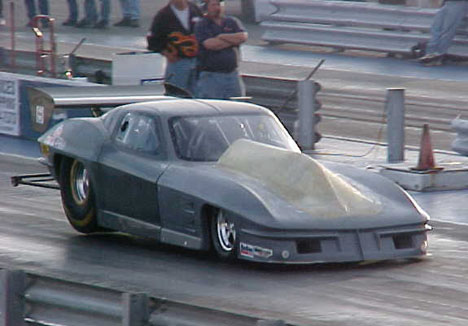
[[0, 269, 289, 326], [3, 53, 468, 137], [264, 0, 442, 31], [259, 0, 468, 57], [243, 74, 467, 133]]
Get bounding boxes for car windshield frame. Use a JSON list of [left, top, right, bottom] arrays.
[[169, 113, 299, 162]]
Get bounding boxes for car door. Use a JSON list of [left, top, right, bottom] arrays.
[[97, 111, 168, 227]]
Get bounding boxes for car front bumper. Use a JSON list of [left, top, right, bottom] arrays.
[[237, 223, 431, 264]]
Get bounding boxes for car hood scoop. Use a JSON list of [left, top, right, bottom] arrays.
[[217, 139, 381, 218]]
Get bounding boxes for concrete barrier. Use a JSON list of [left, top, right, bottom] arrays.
[[258, 0, 468, 58]]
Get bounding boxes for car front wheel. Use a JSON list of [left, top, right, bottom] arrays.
[[211, 208, 237, 260], [60, 158, 98, 234]]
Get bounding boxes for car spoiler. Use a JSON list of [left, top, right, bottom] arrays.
[[27, 83, 191, 133]]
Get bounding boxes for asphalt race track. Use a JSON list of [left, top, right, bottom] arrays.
[[2, 153, 468, 326]]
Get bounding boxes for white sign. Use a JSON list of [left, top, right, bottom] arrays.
[[35, 105, 45, 125], [0, 77, 20, 136]]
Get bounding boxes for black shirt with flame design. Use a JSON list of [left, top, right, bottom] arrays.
[[147, 3, 202, 59]]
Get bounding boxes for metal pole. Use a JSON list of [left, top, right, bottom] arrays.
[[386, 88, 405, 163], [0, 270, 26, 326], [9, 1, 16, 70], [297, 80, 319, 150], [122, 293, 149, 326], [280, 59, 324, 111], [49, 18, 57, 77]]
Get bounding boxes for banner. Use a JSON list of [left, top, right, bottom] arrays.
[[0, 77, 20, 136]]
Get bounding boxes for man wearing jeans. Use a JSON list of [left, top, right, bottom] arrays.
[[419, 0, 468, 66], [24, 0, 49, 27], [114, 0, 140, 27], [195, 0, 247, 99], [147, 0, 202, 95], [73, 0, 111, 29], [0, 0, 5, 26]]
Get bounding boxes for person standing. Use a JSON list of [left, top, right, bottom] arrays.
[[195, 0, 247, 99], [24, 0, 49, 27], [114, 0, 140, 27], [0, 0, 5, 26], [74, 0, 111, 29], [63, 0, 78, 26], [419, 0, 468, 66], [147, 0, 202, 95], [94, 0, 111, 28]]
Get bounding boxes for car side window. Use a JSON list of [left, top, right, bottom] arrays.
[[115, 113, 160, 154]]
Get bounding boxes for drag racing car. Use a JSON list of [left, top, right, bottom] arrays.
[[37, 98, 430, 263]]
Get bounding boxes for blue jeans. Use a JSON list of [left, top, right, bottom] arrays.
[[197, 71, 245, 100], [66, 0, 78, 22], [426, 1, 468, 55], [24, 0, 49, 20], [84, 0, 110, 23], [98, 0, 110, 23], [165, 58, 198, 97], [118, 0, 140, 19], [84, 0, 97, 23]]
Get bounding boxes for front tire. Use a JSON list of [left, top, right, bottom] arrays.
[[59, 158, 98, 233], [210, 208, 237, 260]]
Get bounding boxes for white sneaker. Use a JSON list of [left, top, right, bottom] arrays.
[[0, 17, 5, 26], [423, 56, 444, 66], [418, 52, 443, 64]]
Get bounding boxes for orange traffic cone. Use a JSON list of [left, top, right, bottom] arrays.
[[413, 124, 440, 171]]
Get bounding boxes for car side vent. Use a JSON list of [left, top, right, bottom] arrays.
[[393, 234, 413, 249], [296, 239, 322, 254]]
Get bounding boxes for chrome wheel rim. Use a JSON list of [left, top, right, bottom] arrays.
[[70, 161, 89, 205], [216, 210, 236, 252]]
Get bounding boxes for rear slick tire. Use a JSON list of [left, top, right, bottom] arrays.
[[59, 158, 98, 234]]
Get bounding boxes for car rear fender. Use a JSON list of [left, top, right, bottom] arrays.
[[39, 118, 109, 163]]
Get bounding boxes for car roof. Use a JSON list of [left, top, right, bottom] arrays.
[[115, 99, 273, 118]]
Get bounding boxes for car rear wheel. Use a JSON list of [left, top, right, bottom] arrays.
[[211, 208, 237, 260], [60, 158, 98, 233]]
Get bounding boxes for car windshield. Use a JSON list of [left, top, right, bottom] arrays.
[[170, 114, 299, 161]]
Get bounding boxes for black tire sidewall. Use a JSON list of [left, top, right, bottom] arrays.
[[59, 158, 97, 233]]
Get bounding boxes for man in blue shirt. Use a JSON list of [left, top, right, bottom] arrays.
[[195, 0, 248, 99]]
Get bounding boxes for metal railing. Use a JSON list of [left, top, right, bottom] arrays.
[[242, 74, 467, 134], [0, 269, 290, 326], [259, 0, 468, 57], [2, 62, 467, 142], [31, 15, 57, 77]]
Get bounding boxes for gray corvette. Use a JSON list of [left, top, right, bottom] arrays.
[[38, 98, 430, 263]]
